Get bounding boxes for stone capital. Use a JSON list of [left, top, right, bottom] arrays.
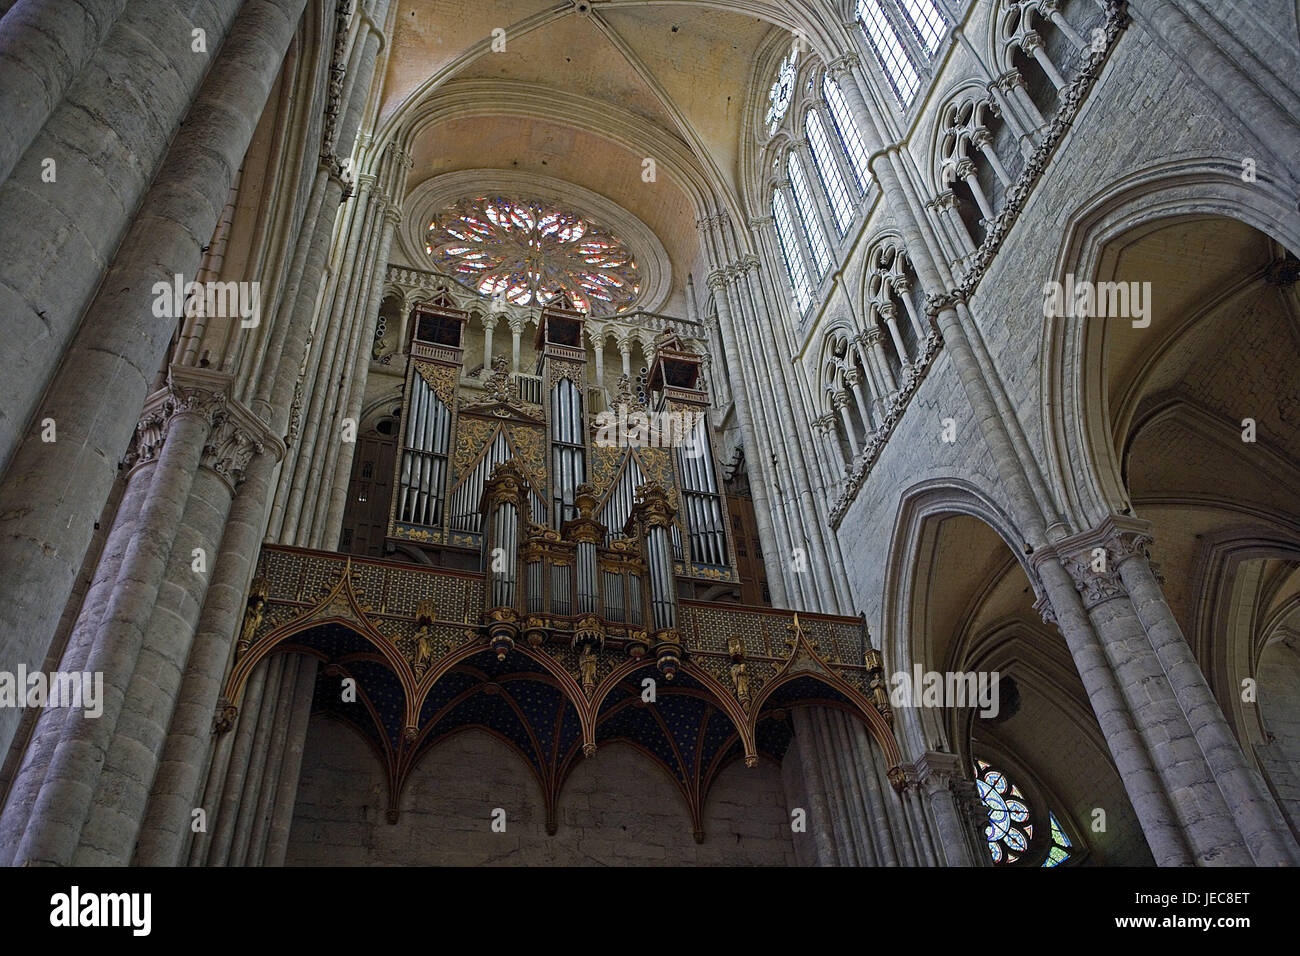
[[914, 750, 964, 790], [927, 189, 958, 212], [825, 52, 861, 83], [991, 68, 1027, 94]]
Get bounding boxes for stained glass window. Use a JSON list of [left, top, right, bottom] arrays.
[[897, 0, 948, 56], [1043, 812, 1074, 867], [805, 108, 854, 234], [425, 196, 640, 314], [765, 54, 798, 135], [974, 759, 1033, 864], [856, 0, 921, 106], [822, 76, 872, 195], [772, 191, 811, 313], [788, 154, 831, 276]]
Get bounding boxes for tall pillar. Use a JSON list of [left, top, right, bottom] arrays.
[[705, 272, 789, 607], [0, 0, 248, 474], [0, 0, 312, 762], [74, 373, 275, 865], [0, 0, 129, 187], [133, 450, 281, 865], [15, 380, 216, 865], [1108, 522, 1299, 865], [322, 200, 403, 545]]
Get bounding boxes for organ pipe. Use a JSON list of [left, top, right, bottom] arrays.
[[397, 369, 451, 527]]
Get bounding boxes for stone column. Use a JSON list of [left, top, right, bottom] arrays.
[[864, 328, 897, 399], [262, 657, 319, 865], [482, 312, 498, 370], [0, 0, 129, 186], [813, 414, 849, 475], [915, 751, 987, 866], [832, 392, 860, 459], [1041, 0, 1087, 50], [927, 190, 977, 264], [273, 174, 380, 544], [590, 329, 606, 390], [14, 379, 217, 866], [0, 0, 247, 474], [1022, 31, 1068, 90], [892, 273, 928, 343], [322, 200, 403, 545], [1109, 522, 1300, 865], [75, 372, 275, 865], [133, 450, 281, 865], [986, 71, 1037, 153], [879, 301, 911, 365], [509, 315, 525, 374], [705, 271, 789, 607], [955, 158, 994, 222], [0, 460, 148, 864], [790, 708, 840, 864], [971, 127, 1012, 186], [0, 0, 312, 763], [1001, 67, 1047, 133], [843, 367, 874, 435]]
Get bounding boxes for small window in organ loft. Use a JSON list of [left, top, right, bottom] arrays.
[[362, 461, 374, 479]]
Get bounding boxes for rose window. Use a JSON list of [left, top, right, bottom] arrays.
[[425, 196, 640, 314]]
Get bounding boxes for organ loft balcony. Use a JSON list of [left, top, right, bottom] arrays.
[[226, 284, 905, 837]]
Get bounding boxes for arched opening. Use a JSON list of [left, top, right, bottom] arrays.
[[1070, 210, 1300, 832], [889, 496, 1155, 865]]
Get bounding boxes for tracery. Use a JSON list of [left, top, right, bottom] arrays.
[[426, 196, 640, 314]]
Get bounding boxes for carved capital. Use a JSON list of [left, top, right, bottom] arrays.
[[826, 52, 861, 83], [927, 189, 958, 213]]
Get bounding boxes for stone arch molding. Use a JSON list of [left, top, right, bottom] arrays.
[[880, 478, 1038, 759], [1039, 158, 1300, 531], [400, 168, 674, 314]]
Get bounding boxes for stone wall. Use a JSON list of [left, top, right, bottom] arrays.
[[285, 716, 797, 865]]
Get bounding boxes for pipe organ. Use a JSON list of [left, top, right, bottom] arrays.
[[368, 296, 751, 671]]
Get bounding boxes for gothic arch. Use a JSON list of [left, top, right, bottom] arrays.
[[1040, 159, 1300, 529], [880, 478, 1036, 758]]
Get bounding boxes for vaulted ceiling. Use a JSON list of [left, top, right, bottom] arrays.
[[376, 0, 819, 313]]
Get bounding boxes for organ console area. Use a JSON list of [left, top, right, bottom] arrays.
[[341, 294, 755, 677]]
